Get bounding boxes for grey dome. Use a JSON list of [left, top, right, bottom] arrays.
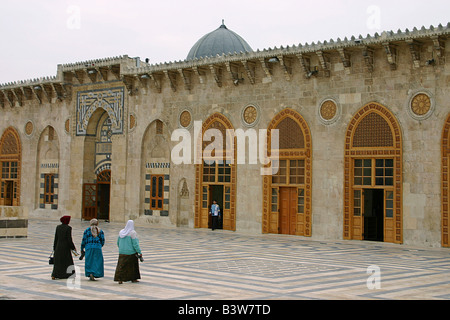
[[187, 22, 253, 60]]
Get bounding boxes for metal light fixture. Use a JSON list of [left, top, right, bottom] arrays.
[[307, 70, 318, 78], [426, 58, 435, 66], [307, 66, 319, 78]]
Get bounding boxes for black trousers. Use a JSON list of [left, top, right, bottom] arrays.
[[211, 215, 219, 230]]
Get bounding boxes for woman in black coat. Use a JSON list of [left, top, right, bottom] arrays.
[[51, 216, 77, 279]]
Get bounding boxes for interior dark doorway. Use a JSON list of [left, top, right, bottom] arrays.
[[364, 189, 384, 242], [96, 170, 111, 222], [209, 185, 224, 230], [97, 183, 110, 221]]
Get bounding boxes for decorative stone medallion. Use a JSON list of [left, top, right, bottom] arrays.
[[25, 121, 34, 136], [241, 104, 260, 127], [408, 91, 434, 121], [180, 110, 192, 128], [411, 93, 431, 116], [318, 99, 340, 125]]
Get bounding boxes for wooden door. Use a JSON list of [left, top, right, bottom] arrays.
[[4, 181, 13, 206], [279, 187, 297, 235], [223, 185, 233, 231], [82, 183, 97, 220], [200, 186, 210, 228], [384, 189, 395, 243], [352, 189, 364, 240]]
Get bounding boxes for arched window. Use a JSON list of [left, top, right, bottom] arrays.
[[195, 113, 236, 231], [37, 126, 60, 210], [0, 128, 21, 206], [344, 103, 402, 244], [352, 113, 394, 148], [441, 114, 450, 247], [262, 108, 312, 236]]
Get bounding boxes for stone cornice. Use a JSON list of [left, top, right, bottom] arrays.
[[0, 55, 135, 90], [0, 23, 449, 99]]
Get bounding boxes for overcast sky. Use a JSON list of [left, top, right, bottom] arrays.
[[0, 0, 449, 84]]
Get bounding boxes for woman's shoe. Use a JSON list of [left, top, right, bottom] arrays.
[[89, 274, 96, 281]]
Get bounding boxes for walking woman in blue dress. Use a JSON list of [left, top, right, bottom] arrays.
[[80, 219, 105, 281]]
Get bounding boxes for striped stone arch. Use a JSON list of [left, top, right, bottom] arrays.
[[442, 114, 450, 247], [262, 108, 312, 236], [195, 113, 237, 231], [0, 127, 22, 206], [344, 102, 403, 243]]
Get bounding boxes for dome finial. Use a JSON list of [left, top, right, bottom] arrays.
[[221, 19, 226, 28]]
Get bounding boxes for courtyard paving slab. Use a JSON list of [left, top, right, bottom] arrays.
[[0, 218, 449, 301]]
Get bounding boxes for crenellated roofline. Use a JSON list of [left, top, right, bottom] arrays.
[[57, 55, 135, 71], [131, 23, 449, 73], [0, 23, 448, 106], [0, 55, 137, 89]]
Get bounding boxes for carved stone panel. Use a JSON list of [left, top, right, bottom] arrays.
[[76, 87, 124, 136]]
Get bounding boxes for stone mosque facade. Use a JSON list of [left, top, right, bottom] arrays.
[[0, 22, 449, 248]]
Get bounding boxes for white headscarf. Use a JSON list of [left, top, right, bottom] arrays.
[[119, 220, 137, 239], [90, 219, 100, 238]]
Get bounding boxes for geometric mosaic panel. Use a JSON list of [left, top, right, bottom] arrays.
[[181, 258, 342, 279], [76, 87, 124, 136]]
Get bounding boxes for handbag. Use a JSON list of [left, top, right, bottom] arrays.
[[49, 251, 54, 265]]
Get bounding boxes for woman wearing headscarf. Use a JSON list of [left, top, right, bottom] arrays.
[[114, 220, 142, 284], [51, 216, 77, 280], [80, 219, 105, 281]]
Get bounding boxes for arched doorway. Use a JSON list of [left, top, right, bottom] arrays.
[[262, 108, 312, 236], [195, 113, 237, 231], [344, 102, 402, 243], [37, 126, 60, 210], [442, 114, 450, 248], [82, 110, 113, 221], [0, 127, 21, 206], [82, 170, 111, 221], [141, 120, 171, 217]]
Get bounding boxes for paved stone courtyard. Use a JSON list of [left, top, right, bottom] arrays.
[[0, 218, 449, 300]]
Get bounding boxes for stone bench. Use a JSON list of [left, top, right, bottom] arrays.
[[0, 206, 28, 239]]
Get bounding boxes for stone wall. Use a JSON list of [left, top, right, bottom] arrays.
[[0, 27, 449, 247]]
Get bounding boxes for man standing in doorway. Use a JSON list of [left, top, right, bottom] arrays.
[[210, 200, 221, 231]]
